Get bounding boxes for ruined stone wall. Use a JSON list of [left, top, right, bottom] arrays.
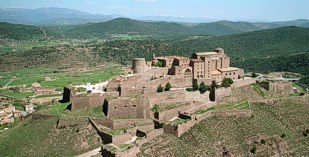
[[185, 91, 210, 102], [120, 88, 143, 97], [137, 76, 192, 90], [57, 118, 87, 128], [147, 90, 211, 105], [105, 97, 150, 119], [232, 78, 256, 88], [147, 90, 186, 104], [92, 118, 153, 130], [147, 67, 169, 78], [163, 120, 197, 137], [138, 128, 164, 145], [71, 94, 105, 110], [154, 102, 195, 121], [111, 119, 153, 129], [89, 118, 132, 145], [215, 87, 232, 102], [112, 133, 132, 145], [260, 81, 294, 94], [92, 118, 114, 129]]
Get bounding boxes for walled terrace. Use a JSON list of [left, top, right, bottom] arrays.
[[56, 53, 308, 156]]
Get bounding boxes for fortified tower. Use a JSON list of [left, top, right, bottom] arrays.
[[132, 58, 148, 74]]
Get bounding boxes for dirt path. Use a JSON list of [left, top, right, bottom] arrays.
[[4, 79, 13, 88], [75, 147, 101, 157]]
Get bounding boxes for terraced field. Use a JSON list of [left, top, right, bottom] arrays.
[[138, 100, 309, 156]]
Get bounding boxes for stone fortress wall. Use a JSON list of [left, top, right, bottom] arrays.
[[103, 97, 150, 119], [60, 48, 304, 157], [259, 81, 294, 95], [231, 78, 256, 88], [71, 94, 105, 110]]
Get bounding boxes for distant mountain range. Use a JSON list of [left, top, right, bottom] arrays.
[[0, 7, 120, 25], [1, 7, 309, 28], [3, 17, 309, 40]]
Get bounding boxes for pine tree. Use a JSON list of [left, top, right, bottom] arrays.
[[165, 82, 172, 91], [192, 81, 199, 91], [157, 84, 164, 92], [199, 82, 209, 93]]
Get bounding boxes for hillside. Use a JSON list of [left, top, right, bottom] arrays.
[[1, 26, 309, 86], [191, 20, 278, 35], [0, 116, 101, 156], [138, 100, 309, 156], [0, 22, 53, 40], [64, 18, 205, 38]]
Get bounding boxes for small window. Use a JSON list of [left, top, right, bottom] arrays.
[[114, 107, 117, 109], [133, 105, 136, 107], [124, 105, 128, 108]]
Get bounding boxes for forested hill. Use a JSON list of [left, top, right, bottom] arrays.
[[0, 22, 58, 40], [191, 20, 279, 35], [173, 26, 309, 58], [64, 18, 205, 38], [2, 18, 309, 40]]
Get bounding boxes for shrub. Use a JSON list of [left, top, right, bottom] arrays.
[[165, 82, 172, 91], [221, 78, 234, 87], [261, 139, 266, 144], [250, 145, 256, 154], [151, 104, 160, 112], [199, 82, 209, 93], [252, 72, 258, 78], [280, 133, 286, 138], [157, 84, 164, 93], [192, 81, 199, 91]]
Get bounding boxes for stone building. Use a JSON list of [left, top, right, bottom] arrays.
[[0, 104, 16, 125], [152, 48, 244, 84], [23, 104, 34, 113]]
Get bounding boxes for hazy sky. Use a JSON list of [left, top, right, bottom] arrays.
[[1, 0, 308, 21]]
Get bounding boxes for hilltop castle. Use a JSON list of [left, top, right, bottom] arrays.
[[134, 48, 244, 84], [57, 48, 309, 157]]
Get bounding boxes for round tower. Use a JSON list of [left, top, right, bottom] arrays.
[[132, 58, 148, 74]]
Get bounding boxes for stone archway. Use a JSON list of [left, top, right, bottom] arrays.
[[183, 68, 192, 78]]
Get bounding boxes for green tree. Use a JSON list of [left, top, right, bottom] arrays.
[[252, 72, 258, 78], [157, 84, 164, 93], [154, 61, 163, 67], [211, 80, 218, 89], [151, 104, 160, 112], [250, 145, 257, 154], [199, 82, 209, 93], [221, 78, 234, 87], [165, 82, 172, 91], [192, 81, 199, 91]]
